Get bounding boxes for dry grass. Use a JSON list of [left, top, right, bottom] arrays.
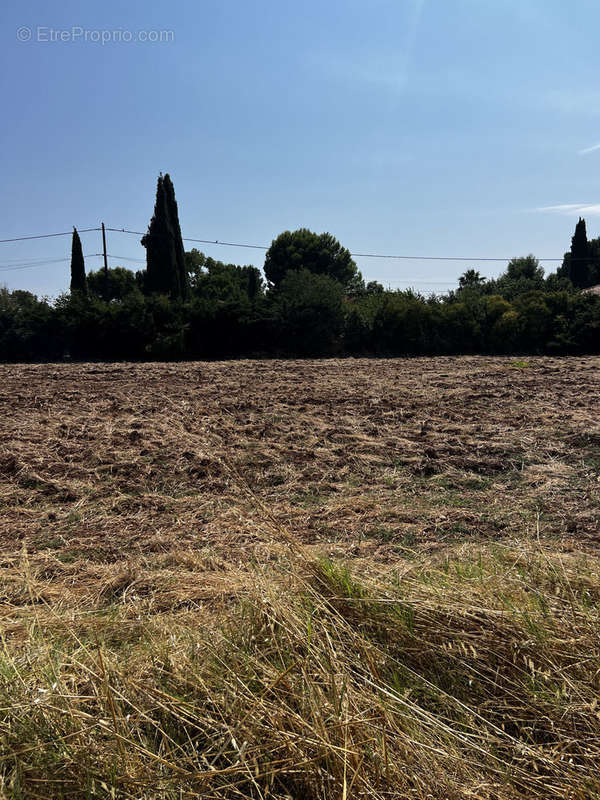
[[0, 357, 599, 798]]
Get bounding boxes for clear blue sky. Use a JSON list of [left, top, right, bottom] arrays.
[[2, 0, 600, 296]]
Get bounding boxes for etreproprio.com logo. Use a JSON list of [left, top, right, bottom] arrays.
[[16, 26, 174, 44]]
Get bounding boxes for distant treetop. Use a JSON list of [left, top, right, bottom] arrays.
[[264, 228, 360, 290]]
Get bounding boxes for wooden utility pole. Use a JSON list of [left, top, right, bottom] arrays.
[[101, 222, 108, 276], [101, 222, 108, 297]]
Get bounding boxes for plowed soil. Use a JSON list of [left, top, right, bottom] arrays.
[[0, 357, 598, 609]]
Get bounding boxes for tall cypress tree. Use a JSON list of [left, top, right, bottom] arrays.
[[70, 227, 87, 295], [570, 217, 590, 288], [141, 174, 180, 298], [162, 173, 189, 300]]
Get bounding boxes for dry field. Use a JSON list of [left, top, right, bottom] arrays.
[[0, 357, 599, 799]]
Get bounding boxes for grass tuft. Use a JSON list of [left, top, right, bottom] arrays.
[[1, 542, 600, 798]]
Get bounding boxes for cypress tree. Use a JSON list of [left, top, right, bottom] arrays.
[[570, 217, 590, 288], [162, 173, 189, 300], [70, 227, 87, 295], [141, 174, 180, 298]]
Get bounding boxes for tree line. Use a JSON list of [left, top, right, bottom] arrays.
[[1, 175, 599, 361]]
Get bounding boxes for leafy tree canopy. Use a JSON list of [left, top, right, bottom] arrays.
[[87, 267, 140, 302], [264, 228, 360, 290], [273, 268, 344, 354], [458, 269, 486, 289], [185, 249, 264, 302], [505, 255, 544, 282]]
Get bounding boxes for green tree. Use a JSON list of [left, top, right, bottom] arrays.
[[371, 291, 435, 355], [569, 217, 590, 288], [514, 292, 553, 351], [273, 269, 344, 354], [246, 265, 262, 299], [489, 309, 521, 353], [264, 228, 359, 290], [162, 173, 189, 300], [0, 289, 57, 361], [458, 269, 485, 289], [343, 291, 389, 352], [184, 248, 206, 282], [586, 236, 600, 286], [186, 250, 264, 302], [365, 280, 385, 294], [141, 174, 182, 299], [505, 255, 544, 282], [69, 228, 87, 296], [487, 256, 545, 300], [87, 267, 139, 301]]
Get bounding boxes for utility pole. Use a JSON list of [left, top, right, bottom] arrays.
[[101, 222, 108, 299]]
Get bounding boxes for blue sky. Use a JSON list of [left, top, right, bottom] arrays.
[[2, 0, 600, 296]]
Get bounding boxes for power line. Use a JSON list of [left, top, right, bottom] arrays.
[[0, 246, 455, 284], [186, 237, 268, 250], [105, 253, 145, 263], [0, 222, 574, 290], [0, 228, 100, 244], [0, 254, 102, 273], [105, 228, 145, 236], [352, 253, 565, 262], [105, 226, 569, 262], [0, 224, 574, 262], [0, 255, 70, 266], [106, 228, 269, 251]]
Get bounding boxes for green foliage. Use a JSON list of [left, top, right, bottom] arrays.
[[587, 236, 600, 286], [0, 288, 57, 361], [365, 280, 385, 294], [371, 291, 435, 354], [506, 255, 544, 282], [513, 292, 553, 351], [1, 271, 600, 360], [273, 269, 345, 355], [491, 256, 546, 300], [569, 217, 590, 288], [558, 218, 600, 289], [455, 257, 551, 303], [342, 271, 600, 357], [458, 269, 485, 289], [264, 228, 360, 290], [141, 174, 187, 300], [53, 290, 185, 360], [9, 175, 597, 361], [69, 228, 87, 296], [162, 173, 189, 300], [489, 308, 521, 353], [5, 198, 600, 364], [87, 267, 140, 302], [186, 249, 264, 302]]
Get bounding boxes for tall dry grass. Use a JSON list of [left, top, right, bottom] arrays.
[[1, 540, 599, 799]]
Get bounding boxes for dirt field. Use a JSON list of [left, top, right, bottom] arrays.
[[1, 357, 599, 798], [1, 357, 598, 574]]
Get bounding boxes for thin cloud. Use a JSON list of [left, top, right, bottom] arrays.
[[576, 204, 600, 215], [535, 203, 600, 216], [579, 142, 600, 155]]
